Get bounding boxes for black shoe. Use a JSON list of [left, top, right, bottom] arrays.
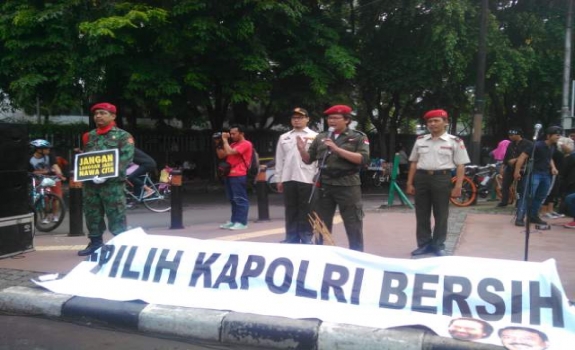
[[434, 249, 447, 257], [515, 219, 525, 227], [77, 239, 103, 256], [529, 216, 547, 225], [496, 203, 507, 208], [411, 245, 433, 256]]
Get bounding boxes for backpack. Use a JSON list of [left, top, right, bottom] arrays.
[[247, 148, 260, 178], [240, 146, 259, 178]]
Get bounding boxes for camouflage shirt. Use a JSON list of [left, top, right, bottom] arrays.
[[84, 126, 135, 182]]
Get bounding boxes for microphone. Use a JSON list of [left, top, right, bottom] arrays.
[[325, 127, 335, 154], [326, 126, 335, 139], [533, 123, 542, 141]]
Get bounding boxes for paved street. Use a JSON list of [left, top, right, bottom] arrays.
[[2, 185, 574, 302]]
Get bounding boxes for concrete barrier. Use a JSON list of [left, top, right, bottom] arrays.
[[0, 286, 504, 349]]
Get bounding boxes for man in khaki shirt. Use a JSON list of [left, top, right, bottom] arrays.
[[275, 107, 318, 244], [406, 109, 470, 257]]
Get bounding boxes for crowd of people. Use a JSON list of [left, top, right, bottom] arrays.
[[37, 101, 575, 251], [30, 101, 575, 259], [28, 102, 570, 348], [494, 126, 575, 229]]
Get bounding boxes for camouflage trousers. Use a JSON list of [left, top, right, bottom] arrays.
[[83, 181, 127, 238]]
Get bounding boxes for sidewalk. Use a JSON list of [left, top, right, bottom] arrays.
[[0, 199, 573, 349]]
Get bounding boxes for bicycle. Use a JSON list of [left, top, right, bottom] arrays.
[[30, 174, 66, 232], [450, 164, 499, 207], [125, 173, 171, 212]]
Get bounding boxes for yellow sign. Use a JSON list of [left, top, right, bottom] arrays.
[[74, 149, 119, 182]]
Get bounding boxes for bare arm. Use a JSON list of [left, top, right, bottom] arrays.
[[514, 152, 528, 179], [405, 162, 417, 195], [451, 164, 464, 197]]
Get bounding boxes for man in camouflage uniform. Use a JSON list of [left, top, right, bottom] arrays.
[[297, 105, 370, 251], [78, 102, 135, 256], [406, 109, 470, 257]]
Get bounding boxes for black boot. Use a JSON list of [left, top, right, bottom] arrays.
[[77, 237, 103, 256]]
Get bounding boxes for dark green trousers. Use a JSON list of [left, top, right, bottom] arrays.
[[83, 181, 128, 238], [317, 184, 364, 251], [414, 172, 451, 250]]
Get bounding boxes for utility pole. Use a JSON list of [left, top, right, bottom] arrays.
[[471, 0, 488, 165], [562, 0, 574, 131]]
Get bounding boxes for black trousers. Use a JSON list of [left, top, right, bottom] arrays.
[[499, 165, 514, 204], [317, 184, 364, 252], [128, 165, 148, 196], [283, 181, 314, 244], [414, 172, 451, 250]]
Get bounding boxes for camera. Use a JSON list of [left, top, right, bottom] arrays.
[[212, 132, 222, 139]]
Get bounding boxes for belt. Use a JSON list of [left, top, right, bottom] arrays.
[[416, 169, 451, 175]]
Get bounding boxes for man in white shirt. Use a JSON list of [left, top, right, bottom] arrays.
[[275, 107, 318, 243]]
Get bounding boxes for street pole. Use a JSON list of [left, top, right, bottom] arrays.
[[471, 0, 488, 165], [562, 0, 574, 131]]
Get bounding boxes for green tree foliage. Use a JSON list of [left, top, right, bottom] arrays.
[[355, 0, 477, 157], [0, 0, 87, 119], [486, 1, 566, 139], [0, 0, 572, 151]]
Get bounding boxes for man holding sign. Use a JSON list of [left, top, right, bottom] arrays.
[[77, 102, 134, 256]]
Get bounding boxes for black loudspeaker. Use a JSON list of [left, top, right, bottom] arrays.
[[0, 212, 34, 259], [0, 123, 29, 172], [0, 170, 29, 217]]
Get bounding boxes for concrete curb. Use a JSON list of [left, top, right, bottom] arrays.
[[0, 286, 504, 349]]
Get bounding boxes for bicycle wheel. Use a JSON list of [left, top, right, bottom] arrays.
[[267, 174, 280, 193], [34, 193, 66, 232], [450, 176, 477, 207], [143, 183, 171, 213]]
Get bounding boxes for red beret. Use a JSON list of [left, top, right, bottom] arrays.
[[323, 104, 352, 116], [423, 109, 448, 120], [90, 102, 117, 114]]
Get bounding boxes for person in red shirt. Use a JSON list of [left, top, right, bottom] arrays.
[[215, 125, 253, 230]]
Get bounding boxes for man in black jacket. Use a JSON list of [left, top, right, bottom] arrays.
[[496, 128, 532, 207]]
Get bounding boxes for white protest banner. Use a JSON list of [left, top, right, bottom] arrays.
[[35, 228, 575, 347]]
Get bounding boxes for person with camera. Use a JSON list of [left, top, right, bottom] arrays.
[[214, 125, 254, 230]]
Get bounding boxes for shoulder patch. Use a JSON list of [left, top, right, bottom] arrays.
[[417, 135, 425, 139]]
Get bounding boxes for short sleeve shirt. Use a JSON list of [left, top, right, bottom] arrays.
[[523, 141, 554, 174], [228, 140, 253, 177], [503, 139, 532, 165], [29, 154, 56, 172], [409, 132, 470, 170], [307, 128, 370, 186]]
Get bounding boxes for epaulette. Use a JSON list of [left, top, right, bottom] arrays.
[[351, 129, 367, 137], [417, 134, 427, 139], [450, 135, 462, 142]]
